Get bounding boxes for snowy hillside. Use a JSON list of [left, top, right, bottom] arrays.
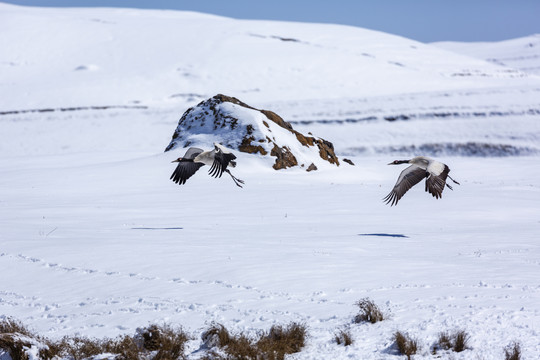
[[2, 3, 540, 157], [1, 2, 538, 111], [1, 3, 540, 360], [433, 34, 540, 75]]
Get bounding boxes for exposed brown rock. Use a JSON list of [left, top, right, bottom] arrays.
[[260, 109, 293, 130], [306, 163, 318, 172], [271, 144, 298, 170], [316, 139, 340, 165]]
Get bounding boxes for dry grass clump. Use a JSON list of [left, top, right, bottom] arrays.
[[354, 298, 385, 324], [334, 328, 354, 346], [54, 324, 190, 360], [435, 331, 452, 351], [0, 317, 34, 336], [261, 322, 307, 357], [452, 330, 470, 352], [56, 336, 112, 360], [0, 333, 32, 360], [504, 342, 522, 360], [0, 318, 190, 360], [0, 317, 56, 360], [393, 331, 418, 360], [201, 322, 307, 360], [201, 323, 257, 359], [201, 323, 233, 349], [433, 329, 470, 353], [138, 324, 190, 360]]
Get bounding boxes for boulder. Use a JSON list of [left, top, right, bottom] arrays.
[[165, 94, 339, 170]]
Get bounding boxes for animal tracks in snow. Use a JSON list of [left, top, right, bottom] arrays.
[[1, 251, 346, 310]]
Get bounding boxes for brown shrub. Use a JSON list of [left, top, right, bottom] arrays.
[[202, 323, 233, 349], [354, 298, 385, 324], [0, 334, 31, 360], [435, 331, 453, 351], [0, 318, 34, 337], [258, 322, 307, 358], [201, 322, 307, 360], [0, 319, 190, 360], [141, 324, 190, 360], [57, 336, 106, 360], [334, 328, 353, 346], [452, 330, 470, 352], [504, 342, 522, 360], [393, 331, 418, 360], [0, 317, 55, 360], [104, 335, 140, 360], [55, 334, 140, 360], [434, 329, 470, 353]]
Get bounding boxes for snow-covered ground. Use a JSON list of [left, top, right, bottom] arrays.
[[433, 34, 540, 76], [1, 3, 540, 359]]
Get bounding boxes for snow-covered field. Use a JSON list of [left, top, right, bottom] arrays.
[[1, 3, 540, 359], [433, 34, 540, 76]]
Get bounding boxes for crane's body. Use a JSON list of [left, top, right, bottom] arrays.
[[170, 143, 244, 187], [384, 156, 459, 206]]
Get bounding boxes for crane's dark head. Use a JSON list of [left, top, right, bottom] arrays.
[[388, 159, 409, 165]]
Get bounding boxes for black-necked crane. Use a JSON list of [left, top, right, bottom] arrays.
[[170, 143, 244, 187], [383, 156, 459, 206]]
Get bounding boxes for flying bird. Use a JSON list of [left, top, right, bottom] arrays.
[[170, 143, 244, 187], [383, 156, 459, 206]]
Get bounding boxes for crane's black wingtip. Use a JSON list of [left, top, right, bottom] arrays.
[[382, 193, 398, 206]]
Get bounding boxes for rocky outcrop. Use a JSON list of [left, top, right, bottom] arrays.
[[165, 94, 339, 170]]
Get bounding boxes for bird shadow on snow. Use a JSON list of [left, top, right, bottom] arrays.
[[358, 233, 409, 238], [131, 227, 183, 230]]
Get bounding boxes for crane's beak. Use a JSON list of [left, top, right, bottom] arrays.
[[388, 160, 407, 165], [171, 158, 181, 163]]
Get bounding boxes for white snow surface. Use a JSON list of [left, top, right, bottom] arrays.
[[1, 3, 540, 359], [432, 34, 540, 76]]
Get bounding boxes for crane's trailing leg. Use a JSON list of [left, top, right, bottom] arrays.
[[446, 175, 460, 190], [225, 169, 244, 188], [448, 175, 460, 185]]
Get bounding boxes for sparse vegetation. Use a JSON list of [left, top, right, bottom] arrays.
[[0, 317, 34, 336], [0, 318, 190, 360], [433, 329, 471, 353], [435, 331, 453, 351], [354, 298, 385, 324], [56, 336, 113, 360], [0, 317, 520, 359], [504, 342, 522, 360], [201, 322, 307, 360], [334, 328, 354, 346], [393, 331, 418, 360], [0, 317, 57, 360], [452, 329, 470, 352]]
